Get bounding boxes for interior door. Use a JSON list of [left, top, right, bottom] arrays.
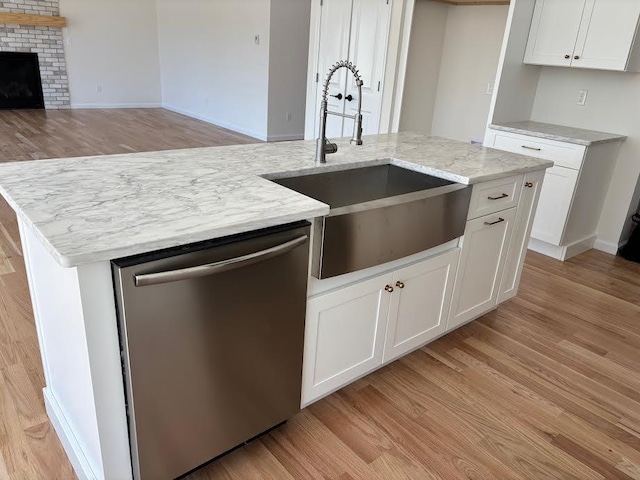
[[572, 0, 640, 71], [343, 0, 392, 137], [314, 0, 353, 139], [524, 0, 587, 67]]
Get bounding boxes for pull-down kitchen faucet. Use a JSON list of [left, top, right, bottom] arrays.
[[316, 60, 364, 164]]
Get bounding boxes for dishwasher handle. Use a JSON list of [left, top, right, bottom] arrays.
[[134, 235, 308, 287]]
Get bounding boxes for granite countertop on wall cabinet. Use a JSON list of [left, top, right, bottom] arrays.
[[0, 132, 552, 267], [489, 120, 627, 146]]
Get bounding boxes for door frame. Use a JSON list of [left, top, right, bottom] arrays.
[[304, 0, 416, 140]]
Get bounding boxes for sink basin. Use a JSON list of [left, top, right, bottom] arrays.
[[272, 164, 472, 279], [272, 164, 454, 210]]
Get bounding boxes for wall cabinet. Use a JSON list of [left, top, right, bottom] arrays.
[[524, 0, 640, 71], [448, 208, 516, 330], [302, 248, 459, 405]]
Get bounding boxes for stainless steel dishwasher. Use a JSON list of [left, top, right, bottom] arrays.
[[112, 222, 311, 480]]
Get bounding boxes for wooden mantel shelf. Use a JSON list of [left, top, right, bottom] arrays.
[[0, 12, 67, 28]]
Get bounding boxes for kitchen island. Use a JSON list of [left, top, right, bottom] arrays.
[[0, 133, 552, 480]]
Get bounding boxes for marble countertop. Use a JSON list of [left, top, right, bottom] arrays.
[[0, 132, 552, 267], [489, 121, 627, 146]]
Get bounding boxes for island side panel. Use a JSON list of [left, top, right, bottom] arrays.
[[18, 221, 132, 480]]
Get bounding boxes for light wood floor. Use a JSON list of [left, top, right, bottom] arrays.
[[0, 109, 639, 479]]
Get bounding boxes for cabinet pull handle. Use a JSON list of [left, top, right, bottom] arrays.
[[484, 218, 505, 226], [385, 285, 394, 293], [488, 193, 509, 200], [396, 281, 405, 289], [525, 182, 534, 188], [521, 145, 542, 151]]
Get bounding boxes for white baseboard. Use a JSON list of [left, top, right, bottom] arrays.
[[162, 104, 266, 141], [44, 388, 97, 480], [593, 238, 620, 255], [70, 103, 163, 109], [528, 235, 596, 261]]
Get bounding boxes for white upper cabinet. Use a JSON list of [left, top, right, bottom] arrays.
[[524, 0, 640, 71], [574, 0, 640, 71], [524, 0, 587, 67]]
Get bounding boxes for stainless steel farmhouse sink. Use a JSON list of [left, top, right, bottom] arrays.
[[272, 164, 472, 279]]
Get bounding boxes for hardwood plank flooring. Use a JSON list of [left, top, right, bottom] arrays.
[[0, 109, 639, 479]]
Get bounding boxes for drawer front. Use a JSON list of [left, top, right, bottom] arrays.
[[468, 174, 523, 220], [492, 132, 586, 170]]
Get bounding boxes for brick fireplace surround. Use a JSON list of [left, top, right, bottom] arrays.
[[0, 0, 70, 108]]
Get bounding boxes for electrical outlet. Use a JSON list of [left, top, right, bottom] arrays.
[[577, 89, 588, 106], [96, 84, 103, 94], [486, 81, 495, 95], [285, 112, 292, 122]]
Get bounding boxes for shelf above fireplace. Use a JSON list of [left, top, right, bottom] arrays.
[[0, 12, 67, 28]]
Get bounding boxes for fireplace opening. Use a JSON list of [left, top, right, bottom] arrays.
[[0, 52, 45, 110]]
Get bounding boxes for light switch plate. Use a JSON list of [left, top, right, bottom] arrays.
[[577, 90, 588, 106]]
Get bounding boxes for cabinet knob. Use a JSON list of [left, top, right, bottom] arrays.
[[525, 182, 534, 188], [396, 281, 405, 289], [385, 285, 394, 293], [574, 55, 580, 60], [564, 54, 571, 59]]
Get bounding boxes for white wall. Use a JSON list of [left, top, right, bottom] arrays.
[[399, 2, 508, 142], [267, 0, 311, 141], [60, 0, 162, 108], [399, 0, 448, 134], [431, 5, 509, 143], [531, 67, 640, 247], [156, 0, 271, 140]]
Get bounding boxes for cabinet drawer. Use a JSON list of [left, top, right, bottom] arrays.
[[468, 174, 523, 220], [492, 132, 586, 170]]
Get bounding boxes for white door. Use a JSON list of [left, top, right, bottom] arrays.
[[498, 171, 545, 304], [343, 0, 392, 138], [302, 273, 392, 406], [524, 0, 587, 67], [572, 0, 640, 71], [530, 165, 579, 246], [449, 208, 517, 330], [383, 249, 459, 364], [309, 0, 392, 140], [314, 0, 353, 139]]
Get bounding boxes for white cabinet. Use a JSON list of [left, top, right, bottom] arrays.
[[486, 129, 623, 260], [524, 0, 640, 71], [448, 208, 517, 330], [498, 171, 545, 303], [382, 249, 458, 363], [302, 273, 391, 406], [530, 165, 579, 246], [302, 248, 460, 405]]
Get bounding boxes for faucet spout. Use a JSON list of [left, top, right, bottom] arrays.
[[316, 60, 364, 164]]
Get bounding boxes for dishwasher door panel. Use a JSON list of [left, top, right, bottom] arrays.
[[112, 224, 310, 480]]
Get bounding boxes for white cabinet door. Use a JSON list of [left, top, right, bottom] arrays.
[[524, 0, 587, 67], [498, 171, 546, 304], [343, 0, 392, 137], [302, 273, 392, 406], [383, 249, 459, 363], [573, 0, 640, 71], [449, 208, 517, 330], [530, 165, 579, 246]]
